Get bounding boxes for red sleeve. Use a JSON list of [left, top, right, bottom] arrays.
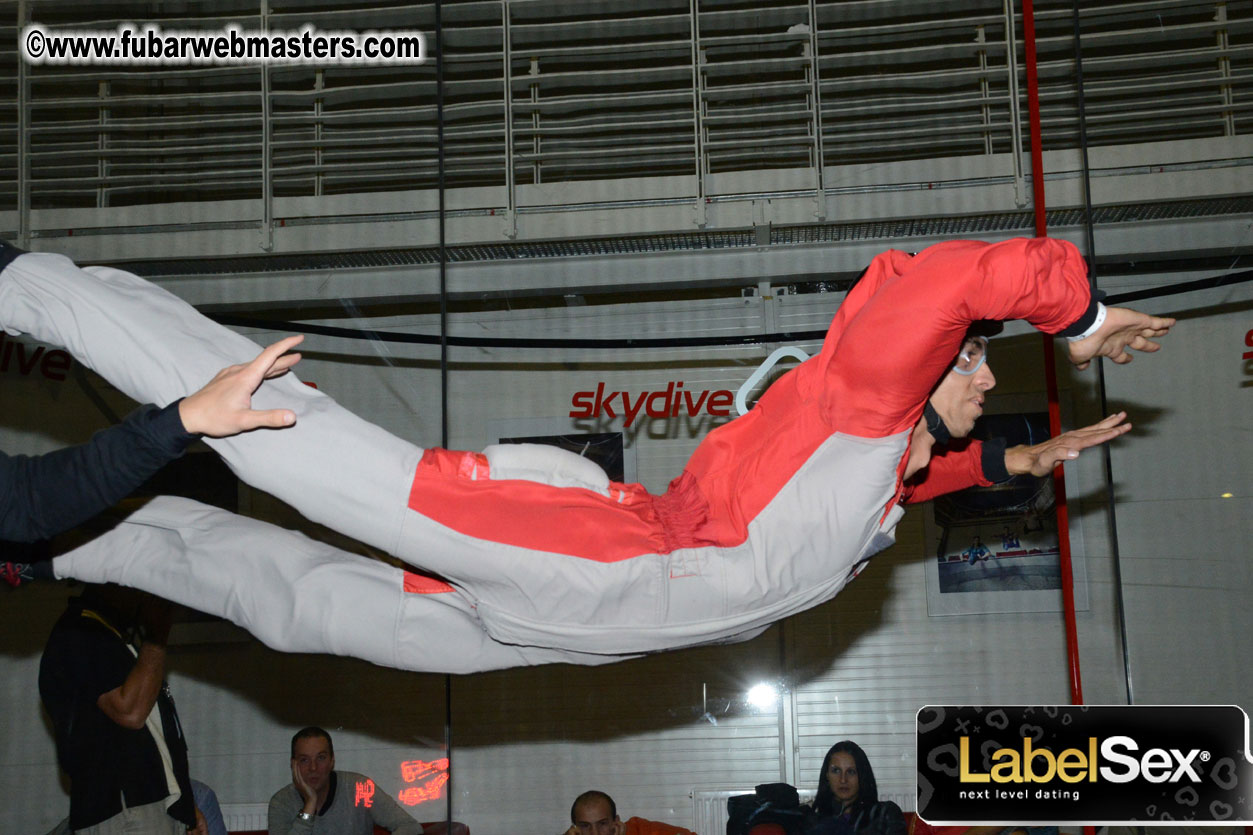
[[624, 817, 698, 835], [824, 238, 1092, 438], [797, 248, 914, 401], [901, 439, 992, 504]]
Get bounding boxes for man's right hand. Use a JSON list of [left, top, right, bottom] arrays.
[[178, 335, 304, 437], [1067, 306, 1174, 370], [188, 807, 208, 835], [292, 760, 318, 813]]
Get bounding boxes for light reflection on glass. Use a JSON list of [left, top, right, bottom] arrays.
[[746, 682, 780, 710]]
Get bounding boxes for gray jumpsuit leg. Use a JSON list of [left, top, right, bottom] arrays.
[[0, 251, 722, 656], [52, 497, 631, 673], [0, 252, 420, 558]]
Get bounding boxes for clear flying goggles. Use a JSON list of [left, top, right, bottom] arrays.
[[952, 336, 989, 375]]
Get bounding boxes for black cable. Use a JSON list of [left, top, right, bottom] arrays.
[[1104, 268, 1253, 304], [1072, 0, 1134, 708], [209, 266, 1253, 350], [209, 314, 830, 348]]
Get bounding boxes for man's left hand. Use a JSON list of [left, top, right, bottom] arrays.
[[187, 808, 208, 835], [1005, 411, 1131, 477]]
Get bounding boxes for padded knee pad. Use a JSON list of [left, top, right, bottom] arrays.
[[482, 443, 610, 491]]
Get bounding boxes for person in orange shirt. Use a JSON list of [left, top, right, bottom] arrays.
[[564, 790, 696, 835]]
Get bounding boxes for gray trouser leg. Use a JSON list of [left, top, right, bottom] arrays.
[[53, 497, 630, 673], [73, 799, 183, 835], [0, 253, 421, 556]]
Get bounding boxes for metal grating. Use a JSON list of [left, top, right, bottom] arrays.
[[106, 194, 1253, 278], [1029, 0, 1253, 150], [0, 6, 16, 213], [4, 0, 1250, 211]]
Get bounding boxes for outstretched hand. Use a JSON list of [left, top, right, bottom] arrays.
[[178, 335, 304, 437], [1067, 306, 1174, 370], [1004, 412, 1132, 477]]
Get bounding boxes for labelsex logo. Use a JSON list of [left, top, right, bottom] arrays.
[[570, 381, 735, 427], [960, 735, 1207, 784], [917, 704, 1252, 825]]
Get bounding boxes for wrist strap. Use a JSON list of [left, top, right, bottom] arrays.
[[1064, 302, 1106, 342]]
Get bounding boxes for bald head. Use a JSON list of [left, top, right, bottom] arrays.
[[571, 790, 619, 835]]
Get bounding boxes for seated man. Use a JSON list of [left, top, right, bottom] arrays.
[[1, 237, 1173, 672], [268, 727, 422, 835], [565, 790, 696, 835]]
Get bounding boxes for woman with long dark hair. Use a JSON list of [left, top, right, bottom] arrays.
[[807, 741, 907, 835]]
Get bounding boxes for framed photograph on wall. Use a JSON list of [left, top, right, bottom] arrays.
[[924, 395, 1090, 617]]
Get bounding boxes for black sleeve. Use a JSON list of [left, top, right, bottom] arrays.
[[0, 401, 196, 542], [980, 436, 1011, 484]]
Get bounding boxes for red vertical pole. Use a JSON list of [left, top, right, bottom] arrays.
[[1022, 0, 1047, 239], [1021, 0, 1085, 707]]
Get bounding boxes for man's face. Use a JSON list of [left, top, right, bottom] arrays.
[[572, 798, 619, 835], [292, 736, 335, 795], [928, 338, 996, 439]]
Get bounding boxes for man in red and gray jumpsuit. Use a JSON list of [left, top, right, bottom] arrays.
[[0, 237, 1172, 673]]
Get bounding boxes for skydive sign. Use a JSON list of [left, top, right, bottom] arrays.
[[569, 381, 735, 427], [917, 705, 1253, 824]]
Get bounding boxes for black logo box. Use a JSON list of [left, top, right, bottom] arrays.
[[917, 705, 1253, 825]]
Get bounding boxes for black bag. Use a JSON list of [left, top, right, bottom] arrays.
[[726, 782, 812, 835], [850, 801, 908, 835]]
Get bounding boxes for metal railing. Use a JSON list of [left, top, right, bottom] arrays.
[[1, 0, 1248, 227]]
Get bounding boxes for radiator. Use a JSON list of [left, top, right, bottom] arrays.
[[692, 790, 749, 835], [220, 802, 269, 832], [691, 789, 818, 835]]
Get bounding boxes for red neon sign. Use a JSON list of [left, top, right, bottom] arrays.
[[398, 774, 449, 806], [397, 758, 450, 805], [401, 758, 449, 783], [354, 779, 376, 808]]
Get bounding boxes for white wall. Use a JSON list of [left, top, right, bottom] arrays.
[[1099, 286, 1253, 705]]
